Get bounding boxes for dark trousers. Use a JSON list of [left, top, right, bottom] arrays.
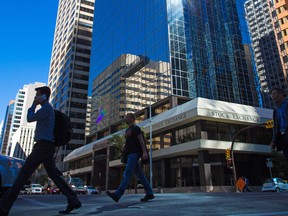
[[279, 134, 288, 161], [0, 140, 79, 212]]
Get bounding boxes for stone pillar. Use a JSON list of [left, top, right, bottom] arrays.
[[198, 150, 213, 192]]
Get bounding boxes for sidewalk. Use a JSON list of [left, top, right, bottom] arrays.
[[8, 192, 288, 216]]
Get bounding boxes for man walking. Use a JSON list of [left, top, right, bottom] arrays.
[[0, 86, 81, 215], [270, 87, 288, 161], [106, 113, 154, 202]]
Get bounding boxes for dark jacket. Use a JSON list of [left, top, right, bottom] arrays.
[[272, 105, 288, 151]]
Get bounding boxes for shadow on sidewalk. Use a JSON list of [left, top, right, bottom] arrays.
[[86, 201, 142, 215]]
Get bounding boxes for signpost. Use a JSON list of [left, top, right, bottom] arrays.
[[266, 158, 273, 179]]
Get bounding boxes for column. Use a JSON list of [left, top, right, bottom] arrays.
[[198, 150, 213, 192]]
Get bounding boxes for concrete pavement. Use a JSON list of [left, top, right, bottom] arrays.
[[6, 192, 288, 216]]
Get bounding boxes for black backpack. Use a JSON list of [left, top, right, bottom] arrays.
[[54, 110, 73, 146]]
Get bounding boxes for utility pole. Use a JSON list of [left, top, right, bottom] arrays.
[[230, 120, 273, 192], [149, 85, 153, 188], [266, 158, 273, 179]]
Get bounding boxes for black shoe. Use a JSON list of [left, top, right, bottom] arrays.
[[106, 191, 120, 203], [0, 209, 9, 216], [59, 201, 82, 214], [141, 194, 155, 202]]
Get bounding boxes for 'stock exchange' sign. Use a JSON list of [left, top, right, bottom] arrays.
[[152, 113, 187, 130], [211, 111, 259, 123]]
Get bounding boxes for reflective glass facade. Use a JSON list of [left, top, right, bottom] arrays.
[[178, 0, 259, 104], [245, 0, 287, 109], [90, 0, 170, 78], [90, 0, 261, 132]]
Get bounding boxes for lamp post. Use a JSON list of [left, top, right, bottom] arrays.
[[266, 158, 273, 179], [230, 120, 273, 192], [149, 94, 153, 188]]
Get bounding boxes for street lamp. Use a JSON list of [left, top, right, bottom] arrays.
[[149, 91, 153, 188], [230, 120, 273, 192]]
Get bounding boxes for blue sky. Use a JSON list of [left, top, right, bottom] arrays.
[[0, 1, 59, 122], [0, 0, 250, 123]]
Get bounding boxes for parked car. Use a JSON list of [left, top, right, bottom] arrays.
[[70, 177, 85, 187], [42, 185, 61, 195], [0, 155, 25, 196], [20, 185, 31, 195], [42, 185, 50, 195], [75, 186, 87, 195], [262, 178, 288, 192], [49, 186, 61, 195], [27, 184, 43, 194], [70, 177, 87, 194], [137, 180, 144, 189], [85, 186, 98, 195]]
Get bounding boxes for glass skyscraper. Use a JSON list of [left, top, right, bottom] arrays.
[[89, 0, 261, 133], [245, 0, 287, 109], [48, 0, 95, 169], [179, 0, 259, 105]]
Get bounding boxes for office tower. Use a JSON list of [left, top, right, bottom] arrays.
[[268, 0, 288, 90], [85, 96, 91, 137], [90, 54, 170, 134], [89, 0, 261, 135], [245, 0, 287, 108], [48, 0, 95, 169], [5, 82, 45, 157], [9, 125, 36, 160], [0, 116, 5, 154], [0, 101, 14, 155]]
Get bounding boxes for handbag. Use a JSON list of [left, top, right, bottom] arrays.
[[140, 132, 150, 164]]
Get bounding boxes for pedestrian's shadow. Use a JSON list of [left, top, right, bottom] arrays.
[[86, 201, 142, 215]]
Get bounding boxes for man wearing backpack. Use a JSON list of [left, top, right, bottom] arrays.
[[106, 112, 154, 203], [0, 86, 81, 215]]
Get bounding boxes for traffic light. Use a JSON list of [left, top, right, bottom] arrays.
[[265, 120, 274, 129], [225, 149, 231, 160]]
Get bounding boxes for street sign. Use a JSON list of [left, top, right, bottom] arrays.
[[236, 178, 245, 191], [266, 158, 273, 168], [266, 158, 273, 178]]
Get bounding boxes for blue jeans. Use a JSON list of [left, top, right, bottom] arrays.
[[115, 153, 153, 197]]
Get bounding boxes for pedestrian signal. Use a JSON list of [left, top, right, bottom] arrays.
[[265, 120, 274, 129], [225, 149, 231, 160]]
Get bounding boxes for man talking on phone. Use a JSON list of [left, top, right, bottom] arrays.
[[0, 86, 81, 215]]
